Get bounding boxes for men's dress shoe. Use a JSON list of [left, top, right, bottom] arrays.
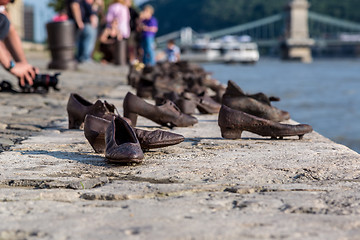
[[155, 91, 221, 115], [218, 105, 312, 140], [182, 92, 221, 114], [222, 80, 290, 122], [155, 92, 197, 115], [105, 117, 144, 163], [67, 93, 115, 129], [84, 114, 185, 153], [123, 92, 198, 128], [136, 78, 154, 99], [134, 128, 185, 149], [225, 80, 280, 106], [153, 74, 186, 99]]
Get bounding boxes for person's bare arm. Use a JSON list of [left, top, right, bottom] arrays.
[[0, 11, 37, 86], [100, 29, 113, 44], [4, 23, 28, 63], [0, 42, 34, 86], [70, 2, 84, 29], [90, 14, 98, 28], [0, 42, 11, 68]]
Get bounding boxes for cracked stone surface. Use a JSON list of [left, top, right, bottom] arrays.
[[1, 51, 360, 239]]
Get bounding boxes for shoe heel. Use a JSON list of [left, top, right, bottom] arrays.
[[68, 114, 83, 129], [220, 127, 242, 139], [91, 133, 106, 153], [124, 111, 138, 127]]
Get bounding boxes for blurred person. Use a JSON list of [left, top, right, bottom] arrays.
[[0, 2, 38, 87], [99, 19, 121, 63], [126, 0, 141, 64], [106, 0, 130, 40], [67, 0, 98, 62], [92, 0, 106, 33], [106, 0, 130, 65], [165, 39, 180, 62], [140, 4, 157, 66]]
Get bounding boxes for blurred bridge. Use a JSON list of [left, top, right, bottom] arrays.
[[156, 5, 360, 60]]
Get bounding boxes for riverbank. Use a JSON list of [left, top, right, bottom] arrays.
[[1, 52, 360, 239]]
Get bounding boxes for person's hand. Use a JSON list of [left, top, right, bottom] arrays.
[[77, 21, 84, 30], [90, 15, 98, 28], [9, 62, 38, 87]]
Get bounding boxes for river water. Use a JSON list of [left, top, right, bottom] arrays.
[[201, 58, 360, 153]]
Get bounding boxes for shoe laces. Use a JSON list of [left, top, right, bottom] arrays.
[[104, 100, 120, 116], [166, 100, 181, 114]]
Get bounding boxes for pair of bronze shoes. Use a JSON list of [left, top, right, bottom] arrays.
[[123, 92, 198, 128], [218, 105, 312, 140], [67, 93, 185, 163], [219, 81, 312, 140]]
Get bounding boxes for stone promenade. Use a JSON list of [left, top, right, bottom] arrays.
[[1, 52, 360, 240]]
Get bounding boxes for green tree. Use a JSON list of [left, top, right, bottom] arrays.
[[48, 0, 65, 12]]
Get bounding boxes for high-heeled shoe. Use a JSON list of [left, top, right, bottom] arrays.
[[123, 92, 198, 128], [222, 80, 290, 122], [66, 93, 115, 129], [105, 116, 144, 163], [84, 114, 185, 153], [218, 105, 312, 140]]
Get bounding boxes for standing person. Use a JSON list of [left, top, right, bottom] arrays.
[[92, 0, 106, 34], [140, 5, 158, 66], [106, 0, 130, 40], [126, 0, 140, 64], [106, 0, 130, 65], [165, 39, 180, 63], [0, 2, 38, 87], [67, 0, 98, 63]]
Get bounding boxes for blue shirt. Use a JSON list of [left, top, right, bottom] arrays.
[[165, 45, 180, 62], [142, 17, 158, 38]]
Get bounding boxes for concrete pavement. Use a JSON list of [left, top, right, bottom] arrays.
[[1, 51, 360, 240]]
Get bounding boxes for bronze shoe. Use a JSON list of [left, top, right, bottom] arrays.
[[156, 91, 221, 115], [66, 93, 115, 129], [155, 92, 197, 115], [123, 92, 198, 128], [105, 117, 144, 163], [218, 105, 312, 140], [84, 114, 185, 153], [183, 92, 221, 114], [222, 80, 290, 122]]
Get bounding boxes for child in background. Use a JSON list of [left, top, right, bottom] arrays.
[[165, 39, 180, 62]]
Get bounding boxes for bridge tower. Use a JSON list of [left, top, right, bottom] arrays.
[[281, 0, 314, 62]]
